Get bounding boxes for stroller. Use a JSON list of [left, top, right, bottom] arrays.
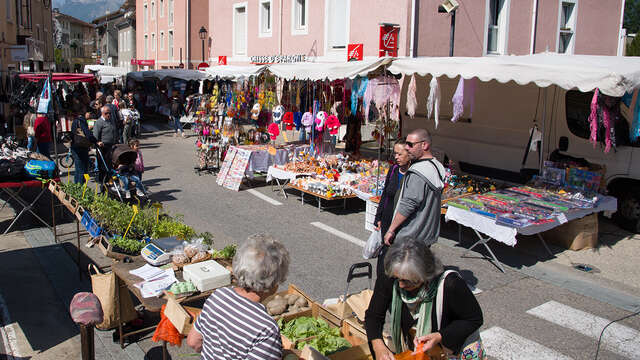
[[96, 144, 148, 202]]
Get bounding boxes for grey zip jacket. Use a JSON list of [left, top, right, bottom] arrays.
[[393, 157, 445, 246]]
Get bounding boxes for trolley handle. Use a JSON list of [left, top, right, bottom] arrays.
[[344, 262, 373, 299]]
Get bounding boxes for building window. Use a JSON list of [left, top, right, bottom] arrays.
[[144, 34, 148, 58], [486, 0, 510, 55], [144, 4, 148, 31], [233, 4, 247, 55], [558, 0, 577, 54], [259, 0, 272, 37], [168, 30, 173, 59], [151, 1, 155, 19], [169, 0, 174, 26], [151, 33, 155, 51], [326, 0, 348, 50], [6, 0, 11, 21], [160, 31, 164, 50], [292, 0, 307, 35], [160, 0, 164, 17]]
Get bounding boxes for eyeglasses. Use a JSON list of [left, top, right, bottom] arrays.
[[395, 278, 421, 288], [405, 140, 425, 148]]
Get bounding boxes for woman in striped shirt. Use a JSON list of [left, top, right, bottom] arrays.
[[187, 234, 290, 359]]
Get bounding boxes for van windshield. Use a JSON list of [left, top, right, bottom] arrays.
[[566, 90, 636, 147]]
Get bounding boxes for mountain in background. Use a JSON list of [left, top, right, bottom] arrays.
[[52, 0, 125, 23]]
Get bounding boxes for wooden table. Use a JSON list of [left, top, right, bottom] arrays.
[[287, 183, 357, 211], [111, 257, 214, 350]]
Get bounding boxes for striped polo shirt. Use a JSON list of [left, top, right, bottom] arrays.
[[194, 287, 283, 360]]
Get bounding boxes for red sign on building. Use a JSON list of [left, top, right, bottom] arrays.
[[136, 59, 155, 66], [218, 56, 227, 65], [379, 24, 399, 57], [347, 44, 363, 61]]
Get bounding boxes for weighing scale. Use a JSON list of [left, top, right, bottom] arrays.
[[140, 236, 182, 266]]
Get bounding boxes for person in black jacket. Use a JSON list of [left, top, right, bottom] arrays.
[[169, 91, 186, 137], [71, 114, 98, 184], [374, 139, 410, 278], [365, 239, 483, 360]]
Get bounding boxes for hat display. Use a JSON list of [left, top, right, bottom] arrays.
[[283, 112, 294, 130], [315, 111, 327, 132], [272, 105, 285, 124], [267, 122, 280, 140], [326, 115, 341, 135]]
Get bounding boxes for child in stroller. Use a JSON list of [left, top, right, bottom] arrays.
[[111, 144, 148, 199]]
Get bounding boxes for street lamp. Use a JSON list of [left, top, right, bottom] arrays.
[[198, 26, 207, 63]]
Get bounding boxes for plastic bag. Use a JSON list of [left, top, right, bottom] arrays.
[[362, 230, 382, 259]]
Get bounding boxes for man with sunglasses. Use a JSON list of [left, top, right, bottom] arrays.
[[383, 128, 445, 248]]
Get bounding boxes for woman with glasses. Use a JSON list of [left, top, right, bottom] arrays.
[[365, 239, 485, 360]]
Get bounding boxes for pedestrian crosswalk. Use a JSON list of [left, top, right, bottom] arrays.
[[480, 301, 640, 360]]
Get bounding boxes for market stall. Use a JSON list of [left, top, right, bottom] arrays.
[[386, 54, 640, 270]]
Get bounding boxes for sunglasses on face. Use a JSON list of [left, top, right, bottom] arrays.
[[405, 140, 425, 148]]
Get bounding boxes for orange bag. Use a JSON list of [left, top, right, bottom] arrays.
[[395, 343, 446, 360], [152, 304, 183, 346]]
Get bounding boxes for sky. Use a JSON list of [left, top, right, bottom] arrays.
[[52, 0, 124, 23]]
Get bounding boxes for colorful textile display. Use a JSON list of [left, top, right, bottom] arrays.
[[406, 74, 417, 119], [426, 77, 441, 128]]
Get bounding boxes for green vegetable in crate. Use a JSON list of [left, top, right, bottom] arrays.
[[211, 244, 237, 259], [298, 334, 352, 355]]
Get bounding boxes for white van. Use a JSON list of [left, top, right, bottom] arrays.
[[400, 75, 640, 231]]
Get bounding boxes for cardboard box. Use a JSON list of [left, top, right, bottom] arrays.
[[164, 295, 202, 335], [543, 213, 599, 251]]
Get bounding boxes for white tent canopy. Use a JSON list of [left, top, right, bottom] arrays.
[[127, 69, 210, 81], [204, 65, 268, 80], [388, 53, 640, 97], [84, 65, 129, 84], [267, 58, 392, 81]]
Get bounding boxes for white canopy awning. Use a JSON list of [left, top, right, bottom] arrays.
[[204, 65, 268, 80], [387, 53, 640, 97], [127, 69, 210, 81], [267, 58, 393, 81], [84, 65, 129, 84]]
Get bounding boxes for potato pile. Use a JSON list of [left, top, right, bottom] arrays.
[[266, 293, 310, 316]]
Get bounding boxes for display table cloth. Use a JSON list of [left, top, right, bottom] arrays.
[[444, 195, 617, 272], [266, 166, 312, 198]]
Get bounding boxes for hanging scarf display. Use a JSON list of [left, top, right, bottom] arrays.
[[451, 78, 464, 122], [589, 89, 599, 147], [627, 91, 640, 143], [406, 74, 417, 119], [351, 77, 368, 116], [293, 111, 303, 130], [363, 76, 401, 122], [589, 89, 621, 153], [426, 77, 441, 128]]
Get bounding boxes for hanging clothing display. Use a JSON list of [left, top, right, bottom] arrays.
[[589, 88, 622, 153], [406, 74, 417, 119], [451, 78, 477, 123], [426, 77, 441, 128], [350, 77, 368, 116], [363, 76, 401, 122]]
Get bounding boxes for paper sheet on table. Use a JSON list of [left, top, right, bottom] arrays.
[[129, 264, 167, 281], [133, 269, 177, 298]]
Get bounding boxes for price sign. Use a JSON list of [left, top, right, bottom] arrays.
[[556, 213, 568, 224], [152, 203, 163, 223], [123, 205, 139, 239]]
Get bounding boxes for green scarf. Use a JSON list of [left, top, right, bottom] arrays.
[[390, 274, 442, 353]]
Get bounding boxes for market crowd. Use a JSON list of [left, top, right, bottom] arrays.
[[186, 129, 486, 360]]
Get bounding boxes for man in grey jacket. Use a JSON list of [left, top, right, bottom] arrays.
[[93, 106, 118, 185], [384, 128, 445, 247]]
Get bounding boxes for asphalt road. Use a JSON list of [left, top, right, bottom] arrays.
[[137, 123, 640, 360]]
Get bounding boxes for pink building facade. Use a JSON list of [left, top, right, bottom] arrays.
[[415, 0, 626, 57], [135, 0, 210, 70], [208, 0, 415, 64]]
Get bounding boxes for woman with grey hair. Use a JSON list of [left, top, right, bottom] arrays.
[[365, 238, 484, 360], [187, 234, 290, 360]]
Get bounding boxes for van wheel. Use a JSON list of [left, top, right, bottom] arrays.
[[614, 189, 640, 233]]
